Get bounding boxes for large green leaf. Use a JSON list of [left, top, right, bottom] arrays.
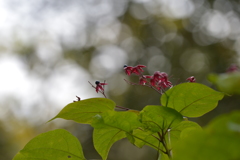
[[139, 105, 183, 133], [92, 111, 142, 132], [92, 111, 142, 160], [93, 127, 126, 160], [208, 72, 240, 95], [49, 98, 115, 124], [173, 111, 240, 160], [205, 110, 240, 135], [161, 83, 224, 117], [13, 129, 85, 160]]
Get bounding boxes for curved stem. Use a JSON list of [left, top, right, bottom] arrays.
[[115, 105, 130, 110]]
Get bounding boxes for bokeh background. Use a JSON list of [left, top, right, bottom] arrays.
[[0, 0, 240, 159]]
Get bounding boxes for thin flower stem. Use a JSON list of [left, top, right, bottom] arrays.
[[145, 83, 163, 94], [101, 91, 107, 98], [156, 132, 161, 160], [124, 79, 162, 95], [167, 129, 173, 158], [115, 105, 130, 110], [88, 81, 96, 88], [160, 132, 172, 159]]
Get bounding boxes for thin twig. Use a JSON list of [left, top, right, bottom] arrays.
[[115, 105, 130, 110], [88, 81, 96, 89], [124, 79, 162, 95]]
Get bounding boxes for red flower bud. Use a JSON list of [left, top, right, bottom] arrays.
[[95, 81, 108, 93]]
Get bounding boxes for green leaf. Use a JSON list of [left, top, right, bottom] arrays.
[[173, 111, 240, 160], [167, 121, 202, 146], [208, 72, 240, 95], [131, 129, 170, 160], [92, 111, 142, 160], [161, 83, 224, 117], [130, 105, 183, 153], [205, 110, 240, 135], [93, 127, 126, 160], [92, 111, 142, 132], [49, 98, 115, 124], [131, 129, 160, 149], [13, 129, 85, 160], [140, 105, 183, 133]]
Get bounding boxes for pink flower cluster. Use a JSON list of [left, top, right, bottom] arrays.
[[124, 64, 196, 92], [91, 64, 196, 95], [124, 64, 172, 91], [140, 71, 172, 90]]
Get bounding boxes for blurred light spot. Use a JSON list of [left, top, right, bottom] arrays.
[[111, 0, 128, 17], [0, 54, 41, 119], [193, 31, 218, 46], [144, 1, 162, 15], [36, 40, 62, 63], [109, 74, 128, 96], [227, 12, 240, 40], [161, 0, 195, 19], [161, 32, 176, 43], [180, 50, 208, 73], [0, 54, 29, 96], [132, 0, 151, 3], [120, 37, 143, 62], [96, 20, 121, 43], [46, 61, 91, 108], [193, 0, 205, 8], [202, 11, 230, 39], [118, 24, 132, 41], [147, 46, 163, 56], [84, 0, 112, 18], [213, 0, 232, 13], [90, 45, 127, 78], [130, 4, 149, 20], [147, 55, 171, 74]]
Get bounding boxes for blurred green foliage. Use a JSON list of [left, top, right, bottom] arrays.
[[173, 111, 240, 160]]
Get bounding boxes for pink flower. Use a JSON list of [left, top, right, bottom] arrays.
[[150, 71, 169, 86], [158, 81, 172, 90], [145, 71, 161, 86], [139, 76, 148, 85], [135, 65, 146, 72], [144, 71, 172, 90], [186, 76, 196, 82], [123, 65, 133, 75], [156, 72, 172, 89], [123, 64, 146, 75], [227, 64, 238, 73], [95, 81, 108, 93]]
